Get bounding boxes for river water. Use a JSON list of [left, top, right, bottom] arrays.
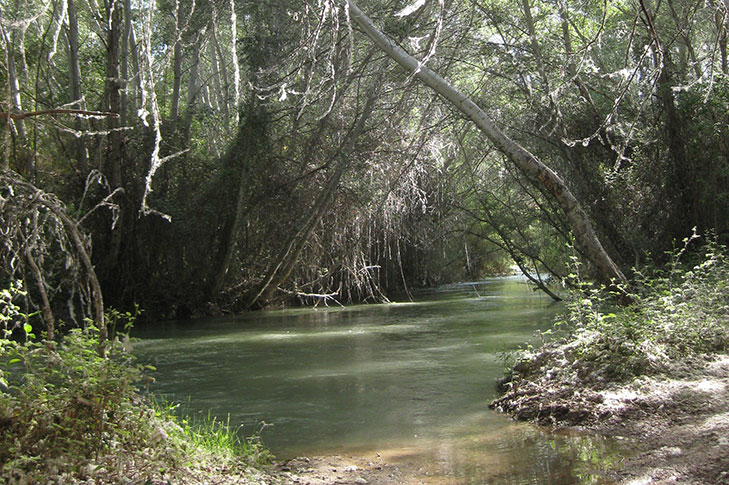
[[134, 277, 627, 483]]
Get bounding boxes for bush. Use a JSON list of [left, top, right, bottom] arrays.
[[0, 287, 270, 483], [559, 238, 729, 381], [0, 322, 160, 481]]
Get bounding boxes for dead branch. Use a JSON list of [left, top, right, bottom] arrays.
[[0, 171, 106, 350], [0, 109, 119, 120]]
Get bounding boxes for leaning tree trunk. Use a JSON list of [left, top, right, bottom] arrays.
[[347, 0, 628, 291]]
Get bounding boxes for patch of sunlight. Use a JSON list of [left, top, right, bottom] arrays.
[[708, 354, 729, 372], [419, 343, 468, 353], [144, 323, 427, 348], [695, 379, 725, 393], [599, 388, 642, 413], [701, 411, 729, 431], [625, 471, 679, 485]]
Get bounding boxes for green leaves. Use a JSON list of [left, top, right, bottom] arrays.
[[556, 239, 729, 382]]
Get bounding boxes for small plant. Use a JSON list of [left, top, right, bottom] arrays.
[[152, 397, 273, 468]]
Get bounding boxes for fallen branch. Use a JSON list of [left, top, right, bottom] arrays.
[[298, 291, 344, 308], [279, 287, 344, 308]]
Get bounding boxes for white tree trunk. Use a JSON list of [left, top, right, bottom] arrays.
[[347, 0, 628, 289], [230, 0, 240, 122]]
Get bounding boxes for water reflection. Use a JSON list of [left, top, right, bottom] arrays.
[[134, 277, 628, 483]]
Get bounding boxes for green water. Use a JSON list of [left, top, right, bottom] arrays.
[[134, 277, 627, 483]]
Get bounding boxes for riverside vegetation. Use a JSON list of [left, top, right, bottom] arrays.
[[492, 238, 729, 483], [0, 290, 272, 484]]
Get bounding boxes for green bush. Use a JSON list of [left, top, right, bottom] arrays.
[[559, 238, 729, 381], [0, 322, 158, 481], [0, 286, 270, 482]]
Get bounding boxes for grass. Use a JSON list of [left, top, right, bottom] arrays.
[[153, 397, 273, 467]]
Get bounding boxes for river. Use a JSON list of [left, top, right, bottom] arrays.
[[134, 276, 628, 483]]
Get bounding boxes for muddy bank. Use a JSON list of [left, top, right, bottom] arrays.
[[491, 346, 729, 484]]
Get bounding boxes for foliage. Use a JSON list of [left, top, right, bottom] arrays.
[[556, 239, 729, 381], [0, 284, 270, 482], [0, 281, 33, 391]]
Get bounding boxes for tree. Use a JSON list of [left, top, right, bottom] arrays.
[[346, 0, 628, 290]]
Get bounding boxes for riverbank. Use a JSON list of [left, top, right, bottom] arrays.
[[491, 245, 729, 484], [491, 347, 729, 484]]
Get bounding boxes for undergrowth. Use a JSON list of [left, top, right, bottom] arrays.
[[492, 237, 729, 425], [562, 238, 728, 381], [0, 286, 271, 483], [511, 237, 729, 384]]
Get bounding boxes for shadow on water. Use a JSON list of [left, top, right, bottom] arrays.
[[133, 277, 631, 483]]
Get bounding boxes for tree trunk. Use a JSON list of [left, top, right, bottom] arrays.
[[347, 0, 628, 290], [1, 24, 29, 173], [640, 0, 694, 235], [120, 0, 132, 125], [3, 31, 27, 141], [25, 246, 56, 340], [170, 41, 182, 123], [104, 0, 124, 271], [66, 0, 89, 176], [211, 22, 232, 122], [557, 0, 599, 114], [206, 103, 267, 299], [181, 39, 201, 144], [230, 0, 240, 122], [52, 206, 106, 353], [715, 7, 727, 74], [208, 22, 223, 115]]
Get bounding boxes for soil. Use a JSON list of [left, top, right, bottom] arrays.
[[265, 353, 729, 485], [490, 351, 729, 485], [270, 453, 428, 485]]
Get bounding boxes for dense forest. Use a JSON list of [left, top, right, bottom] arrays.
[[2, 0, 727, 327]]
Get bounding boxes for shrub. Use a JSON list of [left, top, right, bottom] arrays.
[[0, 285, 270, 483], [0, 322, 159, 481], [560, 238, 729, 381]]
